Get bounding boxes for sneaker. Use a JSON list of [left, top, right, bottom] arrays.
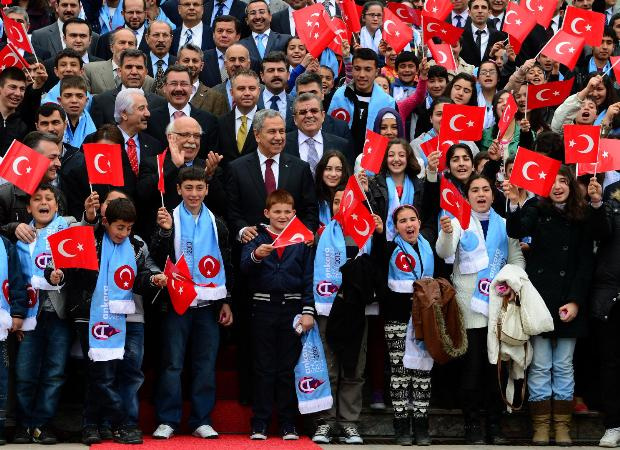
[[99, 426, 114, 440], [340, 426, 364, 445], [12, 426, 31, 444], [31, 426, 57, 445], [114, 427, 143, 444], [192, 425, 219, 439], [250, 426, 267, 440], [312, 423, 332, 444], [370, 392, 386, 410], [600, 428, 620, 448], [81, 426, 101, 445], [152, 424, 174, 440], [282, 424, 299, 440]]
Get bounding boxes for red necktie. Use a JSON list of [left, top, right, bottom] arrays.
[[264, 158, 276, 195], [126, 137, 139, 176]]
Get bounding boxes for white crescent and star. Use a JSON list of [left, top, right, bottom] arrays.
[[577, 133, 595, 154], [289, 233, 306, 243], [343, 190, 354, 211], [449, 113, 465, 131], [437, 50, 447, 64], [442, 188, 455, 207], [535, 88, 550, 102], [12, 156, 29, 176], [9, 25, 24, 43], [57, 239, 76, 258], [1, 54, 17, 70], [521, 161, 539, 181], [426, 22, 438, 32], [202, 256, 216, 274], [555, 41, 571, 55], [383, 19, 396, 35], [395, 6, 408, 19], [351, 214, 371, 236], [570, 17, 585, 35], [524, 0, 534, 12], [504, 9, 517, 25], [93, 154, 109, 174]]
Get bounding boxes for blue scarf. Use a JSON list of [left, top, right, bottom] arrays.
[[64, 111, 97, 148], [457, 209, 508, 316], [388, 234, 434, 293], [588, 57, 611, 75], [88, 233, 134, 361], [294, 320, 333, 414], [0, 239, 12, 341], [42, 82, 93, 111], [320, 48, 338, 83], [99, 0, 125, 35], [106, 237, 137, 315], [173, 204, 227, 303], [318, 201, 331, 227], [385, 175, 415, 241], [313, 220, 346, 316], [594, 109, 607, 125], [328, 83, 396, 129]]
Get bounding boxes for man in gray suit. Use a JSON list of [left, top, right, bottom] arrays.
[[212, 43, 252, 111], [31, 0, 99, 57]]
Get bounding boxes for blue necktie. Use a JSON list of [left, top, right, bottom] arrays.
[[269, 95, 279, 111], [214, 0, 225, 23], [185, 28, 193, 45], [256, 34, 265, 58]]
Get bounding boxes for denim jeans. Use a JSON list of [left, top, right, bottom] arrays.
[[117, 322, 144, 428], [15, 311, 71, 428], [155, 305, 219, 430], [528, 335, 577, 402], [0, 341, 8, 432]]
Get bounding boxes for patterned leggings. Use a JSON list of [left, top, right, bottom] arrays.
[[385, 320, 432, 419]]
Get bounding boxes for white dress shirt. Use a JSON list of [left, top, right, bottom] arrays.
[[119, 127, 141, 163], [298, 130, 324, 163], [168, 103, 191, 120], [262, 89, 287, 120], [451, 10, 469, 27], [128, 23, 146, 45], [489, 12, 504, 30], [234, 105, 257, 136], [550, 14, 561, 34], [471, 24, 490, 60], [57, 19, 66, 49], [257, 150, 280, 187], [180, 22, 203, 48], [191, 79, 200, 99]]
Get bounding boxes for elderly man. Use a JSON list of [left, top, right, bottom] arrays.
[[145, 20, 176, 90], [212, 43, 252, 110], [90, 49, 165, 127], [284, 93, 351, 174]]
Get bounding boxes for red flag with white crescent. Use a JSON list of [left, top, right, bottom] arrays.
[[421, 0, 453, 21], [427, 40, 457, 71], [387, 2, 420, 26], [561, 5, 605, 47], [271, 216, 314, 248], [47, 226, 99, 270], [382, 8, 413, 54], [164, 256, 197, 315], [440, 177, 470, 230], [422, 15, 463, 45], [0, 44, 28, 72], [540, 30, 585, 71], [527, 79, 574, 110], [1, 11, 34, 54], [501, 2, 536, 52], [157, 149, 167, 194], [519, 0, 556, 28], [0, 140, 50, 194], [334, 174, 365, 223], [576, 139, 620, 175], [341, 202, 375, 249], [361, 129, 388, 174], [563, 124, 600, 164], [509, 147, 562, 197], [497, 93, 518, 141], [439, 104, 485, 141], [83, 143, 125, 186]]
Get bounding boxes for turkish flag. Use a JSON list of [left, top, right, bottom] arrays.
[[157, 149, 167, 193], [294, 6, 335, 58], [497, 94, 518, 141], [563, 125, 600, 164], [519, 0, 556, 28], [83, 143, 125, 186], [387, 2, 420, 26], [328, 17, 350, 56], [610, 56, 620, 83], [0, 44, 28, 72], [508, 35, 522, 56], [341, 202, 376, 249], [428, 40, 457, 71], [164, 256, 197, 315], [1, 11, 34, 54], [272, 216, 314, 248], [421, 0, 452, 21], [422, 15, 463, 45], [576, 139, 620, 175], [382, 8, 413, 54], [439, 104, 485, 141], [420, 136, 448, 171], [47, 226, 99, 270], [562, 5, 605, 47], [509, 147, 562, 197], [527, 79, 574, 110], [293, 4, 324, 42], [337, 0, 361, 33], [0, 140, 50, 195], [334, 174, 366, 222], [540, 30, 585, 71], [361, 129, 388, 174], [502, 2, 536, 51], [440, 177, 471, 230]]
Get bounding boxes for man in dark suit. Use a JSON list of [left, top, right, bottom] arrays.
[[170, 0, 212, 54], [145, 65, 218, 158], [145, 20, 176, 89], [212, 43, 252, 111], [90, 49, 167, 127], [161, 0, 248, 37], [285, 93, 353, 170], [458, 0, 504, 67], [238, 0, 291, 73], [217, 69, 261, 166], [257, 52, 293, 123], [201, 15, 241, 87], [95, 0, 150, 60]]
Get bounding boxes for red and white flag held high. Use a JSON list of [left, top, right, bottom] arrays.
[[519, 0, 556, 28], [527, 79, 574, 110], [294, 6, 335, 58], [497, 93, 518, 140], [501, 2, 536, 52], [439, 104, 485, 141], [421, 15, 463, 45], [428, 40, 457, 71], [540, 30, 585, 71], [293, 4, 324, 42], [563, 124, 600, 164], [361, 129, 388, 174], [421, 0, 452, 21], [440, 177, 471, 230], [509, 147, 562, 197], [577, 139, 620, 175], [1, 11, 34, 54], [341, 202, 375, 249], [47, 226, 99, 270], [0, 44, 28, 72], [0, 140, 50, 195], [420, 136, 448, 171], [382, 8, 413, 54], [337, 0, 361, 33], [328, 17, 350, 56], [335, 174, 366, 222], [272, 216, 314, 248], [387, 2, 420, 26], [83, 143, 125, 186], [157, 149, 167, 193], [561, 6, 605, 47]]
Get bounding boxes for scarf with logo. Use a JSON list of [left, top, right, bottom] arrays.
[[385, 175, 415, 241], [0, 239, 13, 341], [328, 83, 396, 129], [313, 219, 346, 316], [388, 234, 434, 293]]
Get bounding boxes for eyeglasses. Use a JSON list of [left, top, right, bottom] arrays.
[[171, 131, 203, 139], [479, 69, 497, 76], [166, 81, 191, 87], [296, 108, 321, 116]]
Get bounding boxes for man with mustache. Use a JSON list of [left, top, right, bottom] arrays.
[[257, 51, 292, 123], [145, 20, 176, 91]]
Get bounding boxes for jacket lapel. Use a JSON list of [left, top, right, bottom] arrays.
[[278, 153, 290, 189], [247, 152, 266, 194]]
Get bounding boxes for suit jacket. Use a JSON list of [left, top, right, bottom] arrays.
[[162, 0, 249, 34], [201, 48, 224, 88], [290, 114, 354, 161], [170, 24, 213, 55], [31, 22, 100, 58], [145, 103, 219, 159], [458, 19, 504, 67], [212, 81, 232, 111], [94, 27, 150, 60], [146, 53, 177, 78], [226, 151, 318, 235], [84, 59, 157, 95], [238, 31, 291, 73], [90, 86, 167, 127], [257, 87, 293, 122], [270, 9, 293, 35], [217, 109, 259, 166], [190, 82, 229, 117], [284, 129, 353, 167]]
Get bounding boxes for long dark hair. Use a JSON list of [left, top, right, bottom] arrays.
[[584, 72, 619, 113], [314, 150, 352, 205], [380, 138, 421, 180], [445, 72, 478, 107], [538, 165, 587, 222], [444, 143, 474, 191]]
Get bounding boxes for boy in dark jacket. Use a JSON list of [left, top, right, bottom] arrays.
[[240, 189, 315, 441]]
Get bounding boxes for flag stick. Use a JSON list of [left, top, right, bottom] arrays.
[[355, 173, 374, 215], [603, 58, 620, 77], [151, 288, 163, 304], [7, 43, 34, 84], [594, 135, 601, 177], [89, 184, 96, 219], [524, 86, 528, 121], [160, 192, 165, 209]]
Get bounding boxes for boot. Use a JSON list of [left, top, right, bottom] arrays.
[[530, 400, 552, 445], [464, 414, 485, 445], [553, 400, 573, 446], [413, 417, 431, 446], [486, 419, 509, 445], [393, 417, 411, 446]]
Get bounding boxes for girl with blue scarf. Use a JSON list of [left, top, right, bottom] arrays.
[[314, 151, 352, 229], [436, 174, 524, 445]]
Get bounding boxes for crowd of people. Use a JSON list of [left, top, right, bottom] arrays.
[[0, 0, 619, 446]]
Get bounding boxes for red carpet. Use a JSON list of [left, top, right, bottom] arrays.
[[92, 435, 321, 449]]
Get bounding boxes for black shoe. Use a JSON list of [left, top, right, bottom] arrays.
[[31, 426, 57, 445], [12, 426, 31, 444], [98, 426, 114, 441], [0, 431, 6, 445], [487, 422, 509, 445], [114, 427, 143, 444], [465, 422, 485, 445], [81, 426, 101, 445], [414, 417, 431, 446], [393, 418, 411, 446]]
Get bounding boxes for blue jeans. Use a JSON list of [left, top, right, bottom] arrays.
[[15, 311, 71, 428], [155, 305, 219, 430], [117, 322, 144, 428], [0, 341, 8, 431], [528, 336, 577, 402]]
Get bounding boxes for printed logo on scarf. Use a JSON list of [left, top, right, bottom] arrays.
[[35, 252, 52, 270], [2, 280, 8, 303], [316, 281, 339, 297], [114, 265, 135, 290], [395, 252, 415, 272], [298, 376, 325, 394], [198, 255, 220, 278], [478, 278, 492, 296], [26, 285, 37, 308], [91, 321, 122, 340], [330, 108, 350, 123]]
